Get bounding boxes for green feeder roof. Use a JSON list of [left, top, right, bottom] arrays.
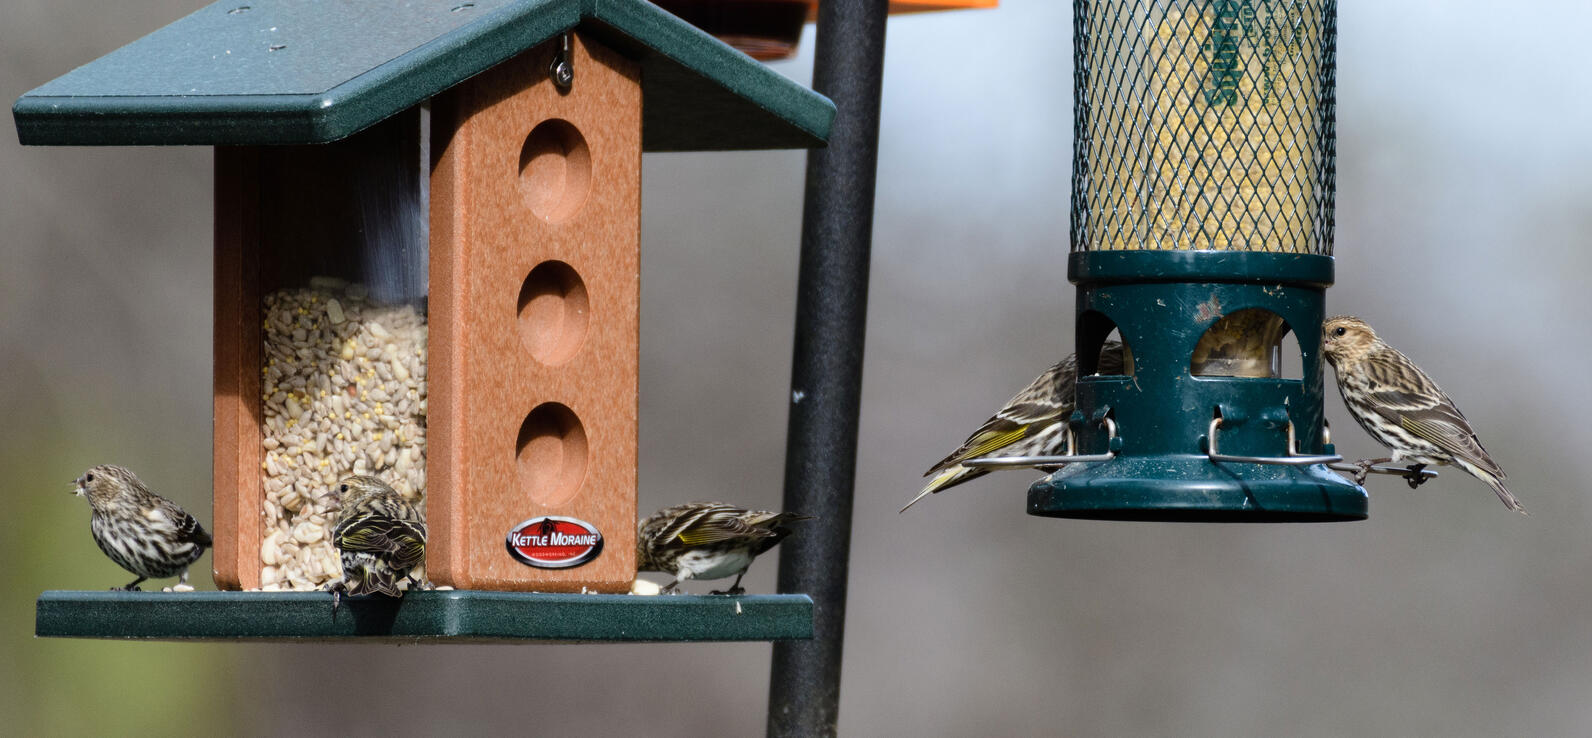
[[12, 0, 834, 150]]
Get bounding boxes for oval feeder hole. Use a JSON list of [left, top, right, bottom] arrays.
[[516, 403, 589, 506], [518, 119, 591, 222], [517, 261, 590, 365]]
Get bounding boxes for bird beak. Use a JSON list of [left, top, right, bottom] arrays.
[[70, 478, 84, 496]]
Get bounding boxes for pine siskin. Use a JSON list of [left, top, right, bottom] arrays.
[[72, 465, 212, 591], [903, 341, 1126, 512], [1322, 315, 1525, 513], [326, 475, 427, 604], [636, 502, 812, 594]]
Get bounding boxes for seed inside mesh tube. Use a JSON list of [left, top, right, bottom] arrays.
[[258, 282, 427, 591], [1074, 2, 1331, 253]]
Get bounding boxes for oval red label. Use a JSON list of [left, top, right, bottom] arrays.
[[505, 516, 604, 569]]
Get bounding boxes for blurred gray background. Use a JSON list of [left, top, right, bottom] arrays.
[[5, 1, 1592, 735]]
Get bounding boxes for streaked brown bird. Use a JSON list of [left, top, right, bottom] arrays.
[[327, 475, 427, 604], [637, 502, 811, 594], [904, 341, 1126, 512], [1322, 315, 1525, 513], [72, 464, 212, 591]]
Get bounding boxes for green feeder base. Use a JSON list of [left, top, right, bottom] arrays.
[[36, 589, 813, 643], [1028, 455, 1367, 523], [1040, 251, 1364, 523]]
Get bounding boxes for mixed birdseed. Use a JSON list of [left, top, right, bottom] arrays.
[[258, 278, 427, 591], [1079, 4, 1326, 252]]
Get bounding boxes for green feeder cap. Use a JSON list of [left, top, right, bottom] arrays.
[[12, 0, 834, 150]]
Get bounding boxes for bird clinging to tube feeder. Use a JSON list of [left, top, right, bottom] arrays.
[[1016, 0, 1367, 521], [14, 0, 834, 594]]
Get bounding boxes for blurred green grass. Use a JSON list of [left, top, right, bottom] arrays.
[[0, 431, 239, 736]]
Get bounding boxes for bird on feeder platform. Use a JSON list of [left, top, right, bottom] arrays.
[[1322, 315, 1525, 514], [903, 342, 1127, 512], [71, 464, 212, 591], [636, 502, 812, 595], [326, 475, 428, 612]]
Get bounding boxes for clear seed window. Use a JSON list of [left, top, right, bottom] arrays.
[[249, 114, 430, 590], [259, 279, 428, 589]]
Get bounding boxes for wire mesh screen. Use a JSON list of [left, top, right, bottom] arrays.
[[1071, 0, 1335, 253]]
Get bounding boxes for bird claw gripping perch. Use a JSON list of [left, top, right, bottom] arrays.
[[1351, 459, 1374, 486], [1330, 459, 1439, 487], [710, 574, 748, 596], [326, 581, 347, 620]]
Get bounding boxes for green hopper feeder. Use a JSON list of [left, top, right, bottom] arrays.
[[16, 0, 832, 640]]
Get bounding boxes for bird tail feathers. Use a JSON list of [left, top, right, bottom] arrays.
[[1459, 460, 1526, 515], [345, 568, 403, 597], [901, 465, 982, 513]]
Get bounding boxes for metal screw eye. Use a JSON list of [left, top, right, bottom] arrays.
[[549, 33, 574, 91]]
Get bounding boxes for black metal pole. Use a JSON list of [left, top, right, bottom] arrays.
[[767, 0, 888, 735]]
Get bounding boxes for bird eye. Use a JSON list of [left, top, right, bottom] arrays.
[[1333, 326, 1346, 337], [339, 484, 349, 492], [85, 473, 94, 482]]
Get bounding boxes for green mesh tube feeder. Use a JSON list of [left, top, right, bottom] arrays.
[[1026, 0, 1366, 521]]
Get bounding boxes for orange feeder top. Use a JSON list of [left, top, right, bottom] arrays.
[[655, 0, 999, 61]]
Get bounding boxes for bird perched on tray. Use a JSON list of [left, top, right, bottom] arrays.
[[1322, 315, 1524, 514], [326, 475, 428, 609], [72, 464, 212, 591], [637, 502, 812, 594], [903, 341, 1127, 512]]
